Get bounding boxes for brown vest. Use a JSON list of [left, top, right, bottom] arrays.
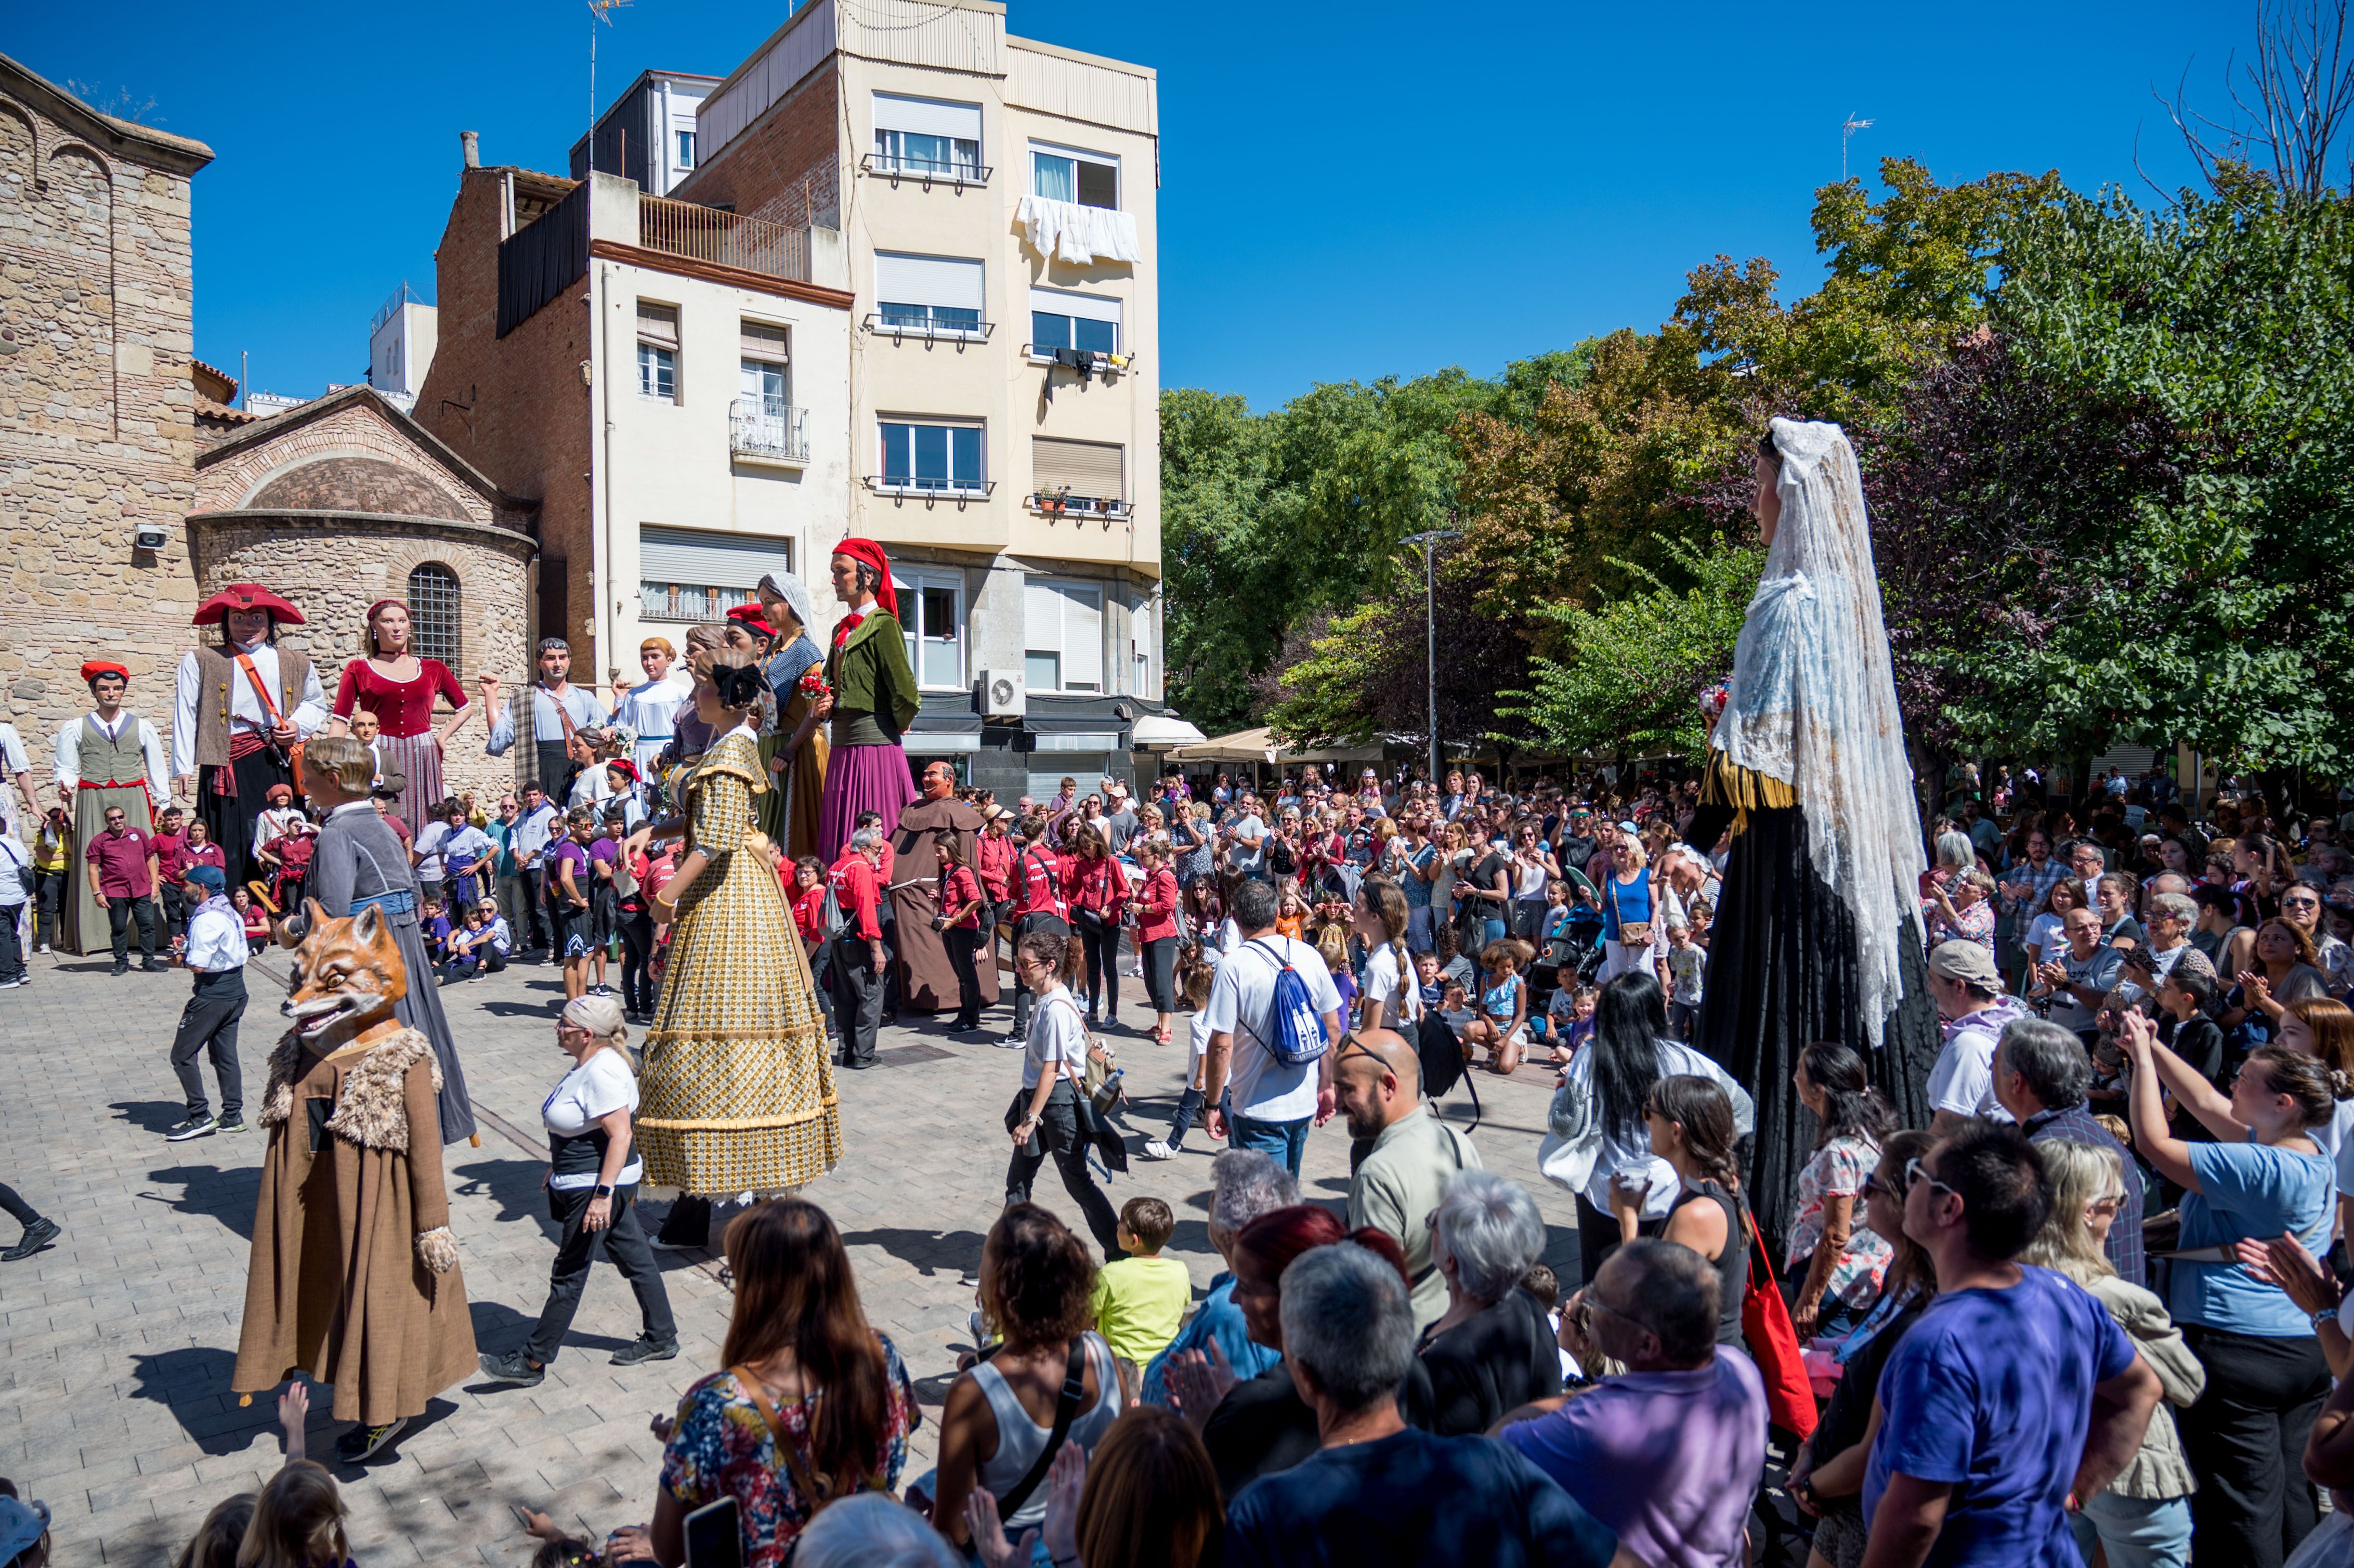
[[190, 644, 313, 768]]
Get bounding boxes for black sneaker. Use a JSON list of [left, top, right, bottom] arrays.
[[334, 1416, 407, 1462], [110, 963, 128, 976], [611, 1335, 680, 1367], [141, 960, 168, 973], [164, 1116, 216, 1142], [2, 1217, 59, 1261], [215, 1113, 248, 1134], [477, 1350, 545, 1386]]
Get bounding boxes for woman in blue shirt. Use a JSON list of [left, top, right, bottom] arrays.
[[2120, 1009, 2346, 1568]]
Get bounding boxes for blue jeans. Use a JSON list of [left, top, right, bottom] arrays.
[[1231, 1112, 1311, 1178], [2071, 1490, 2192, 1568]]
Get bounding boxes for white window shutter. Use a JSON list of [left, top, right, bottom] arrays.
[[1025, 579, 1064, 655], [874, 253, 984, 310], [1063, 585, 1103, 688], [873, 93, 982, 140]]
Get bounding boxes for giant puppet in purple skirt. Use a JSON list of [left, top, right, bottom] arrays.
[[814, 538, 920, 863]]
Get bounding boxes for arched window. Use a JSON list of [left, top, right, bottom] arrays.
[[407, 564, 463, 672]]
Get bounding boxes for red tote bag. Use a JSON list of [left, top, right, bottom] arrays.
[[1740, 1206, 1819, 1440]]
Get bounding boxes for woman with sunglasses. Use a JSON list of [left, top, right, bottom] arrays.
[[1003, 929, 1120, 1255], [1783, 1130, 1937, 1568]]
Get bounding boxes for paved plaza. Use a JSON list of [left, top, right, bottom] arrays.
[[1, 944, 1585, 1564]]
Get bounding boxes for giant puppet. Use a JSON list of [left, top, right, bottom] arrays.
[[1686, 418, 1940, 1248], [170, 583, 330, 889], [814, 539, 920, 863]]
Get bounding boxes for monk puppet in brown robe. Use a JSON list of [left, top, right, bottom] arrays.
[[231, 900, 474, 1464]]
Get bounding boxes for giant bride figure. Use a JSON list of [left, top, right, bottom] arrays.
[[1689, 418, 1940, 1248]]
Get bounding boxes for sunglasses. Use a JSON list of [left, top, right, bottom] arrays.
[[1905, 1156, 1961, 1200]]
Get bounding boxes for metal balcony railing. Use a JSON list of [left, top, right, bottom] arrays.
[[1029, 491, 1128, 521], [730, 399, 811, 464], [866, 310, 994, 345], [639, 195, 810, 282], [859, 150, 991, 189]]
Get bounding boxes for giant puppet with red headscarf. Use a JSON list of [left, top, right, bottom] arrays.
[[169, 583, 331, 889], [53, 659, 170, 956], [814, 539, 921, 861]]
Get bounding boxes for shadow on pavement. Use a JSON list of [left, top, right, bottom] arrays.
[[111, 1098, 190, 1135], [126, 1344, 270, 1455], [452, 1159, 565, 1244], [840, 1225, 990, 1279], [141, 1162, 263, 1241]]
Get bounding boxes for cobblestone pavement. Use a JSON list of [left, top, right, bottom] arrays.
[[1, 942, 1587, 1564]]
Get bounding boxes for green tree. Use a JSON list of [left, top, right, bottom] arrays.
[[1498, 537, 1765, 762]]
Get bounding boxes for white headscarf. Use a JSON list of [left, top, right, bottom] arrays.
[[1712, 417, 1924, 1048], [757, 570, 820, 644]]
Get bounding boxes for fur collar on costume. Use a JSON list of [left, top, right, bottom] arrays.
[[255, 1026, 443, 1153]]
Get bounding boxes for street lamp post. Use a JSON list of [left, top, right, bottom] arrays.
[[1403, 527, 1460, 789]]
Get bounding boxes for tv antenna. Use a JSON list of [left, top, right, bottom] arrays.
[[1841, 112, 1874, 180], [588, 0, 631, 134]]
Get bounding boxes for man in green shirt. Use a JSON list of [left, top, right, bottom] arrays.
[[1339, 1027, 1482, 1332]]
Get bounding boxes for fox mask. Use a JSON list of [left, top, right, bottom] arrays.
[[281, 900, 408, 1041]]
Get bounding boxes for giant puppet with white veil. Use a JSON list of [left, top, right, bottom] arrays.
[[1688, 417, 1940, 1250]]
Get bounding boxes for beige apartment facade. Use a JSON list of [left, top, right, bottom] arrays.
[[678, 0, 1164, 798]]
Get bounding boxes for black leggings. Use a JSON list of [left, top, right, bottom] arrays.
[[0, 1181, 42, 1227], [1141, 935, 1176, 1014], [945, 923, 982, 1028], [618, 909, 657, 1014], [1080, 924, 1118, 1020]]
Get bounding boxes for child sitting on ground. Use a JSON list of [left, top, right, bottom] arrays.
[[441, 905, 495, 984], [1547, 983, 1599, 1064], [1089, 1196, 1192, 1403], [418, 897, 452, 965]]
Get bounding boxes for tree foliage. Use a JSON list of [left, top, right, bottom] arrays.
[[1498, 538, 1765, 761]]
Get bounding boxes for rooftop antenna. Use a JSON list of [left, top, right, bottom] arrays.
[[588, 0, 631, 137], [1841, 112, 1874, 181]]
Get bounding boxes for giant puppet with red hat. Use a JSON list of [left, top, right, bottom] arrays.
[[814, 538, 921, 862], [169, 582, 330, 890], [51, 658, 171, 956]]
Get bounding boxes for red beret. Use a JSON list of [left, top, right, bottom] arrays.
[[192, 583, 306, 626], [725, 603, 777, 637], [830, 538, 899, 620], [81, 660, 130, 685]]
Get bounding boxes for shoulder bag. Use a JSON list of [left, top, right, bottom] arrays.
[[731, 1362, 892, 1517], [1610, 873, 1654, 949]]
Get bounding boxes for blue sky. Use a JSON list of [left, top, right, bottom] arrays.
[[15, 1, 2255, 412]]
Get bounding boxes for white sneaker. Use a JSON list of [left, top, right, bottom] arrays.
[[0, 978, 21, 990], [34, 944, 50, 955], [1141, 1139, 1178, 1160]]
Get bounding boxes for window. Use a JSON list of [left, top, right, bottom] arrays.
[[636, 302, 679, 401], [1030, 286, 1121, 357], [639, 525, 792, 623], [1025, 578, 1103, 693], [406, 564, 463, 672], [873, 93, 983, 179], [1032, 144, 1118, 208], [1132, 596, 1154, 696], [1032, 438, 1125, 512], [739, 321, 790, 410], [874, 253, 985, 337], [895, 570, 966, 690], [675, 129, 696, 169], [880, 420, 985, 495]]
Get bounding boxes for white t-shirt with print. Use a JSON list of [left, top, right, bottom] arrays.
[[540, 1049, 644, 1188], [1202, 934, 1342, 1122], [1025, 985, 1090, 1091]]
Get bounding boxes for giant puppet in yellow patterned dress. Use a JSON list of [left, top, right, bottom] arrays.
[[635, 647, 840, 1247]]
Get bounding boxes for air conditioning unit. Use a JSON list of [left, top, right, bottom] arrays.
[[980, 668, 1027, 720]]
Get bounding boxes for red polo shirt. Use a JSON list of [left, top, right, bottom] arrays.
[[86, 827, 155, 898], [828, 851, 883, 941]]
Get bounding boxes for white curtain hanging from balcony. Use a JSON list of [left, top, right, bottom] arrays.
[[1014, 195, 1141, 266]]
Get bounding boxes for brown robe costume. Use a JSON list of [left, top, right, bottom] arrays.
[[888, 793, 998, 1014], [232, 1026, 475, 1423]]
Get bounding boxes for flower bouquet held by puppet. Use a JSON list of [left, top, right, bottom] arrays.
[[231, 900, 476, 1465]]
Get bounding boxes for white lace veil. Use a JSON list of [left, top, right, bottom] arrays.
[[1712, 417, 1925, 1047]]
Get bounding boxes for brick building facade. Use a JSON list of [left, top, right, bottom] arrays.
[[0, 53, 214, 778], [190, 386, 538, 804]]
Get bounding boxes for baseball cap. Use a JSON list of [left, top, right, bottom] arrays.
[[1926, 940, 2002, 988], [0, 1495, 50, 1564], [182, 864, 226, 895]]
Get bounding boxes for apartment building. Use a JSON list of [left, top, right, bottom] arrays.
[[366, 281, 437, 413], [675, 0, 1164, 799], [413, 134, 856, 711]]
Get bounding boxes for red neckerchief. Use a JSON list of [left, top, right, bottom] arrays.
[[832, 611, 867, 649]]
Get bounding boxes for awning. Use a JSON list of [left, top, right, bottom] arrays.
[[1130, 714, 1207, 749], [1167, 726, 1383, 766]]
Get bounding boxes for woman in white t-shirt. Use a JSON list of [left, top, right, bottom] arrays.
[[1003, 930, 1121, 1253], [478, 994, 678, 1386]]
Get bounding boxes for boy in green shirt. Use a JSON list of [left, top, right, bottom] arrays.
[[1090, 1196, 1193, 1400]]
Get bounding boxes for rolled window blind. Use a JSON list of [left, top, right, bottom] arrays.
[[1029, 287, 1121, 325], [637, 302, 679, 348], [874, 252, 984, 310], [741, 321, 788, 360], [1033, 438, 1124, 501], [873, 92, 982, 140], [638, 525, 789, 589]]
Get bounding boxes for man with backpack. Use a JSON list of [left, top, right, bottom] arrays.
[[827, 827, 888, 1070], [1200, 878, 1344, 1177]]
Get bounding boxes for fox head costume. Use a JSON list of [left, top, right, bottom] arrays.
[[282, 900, 407, 1042]]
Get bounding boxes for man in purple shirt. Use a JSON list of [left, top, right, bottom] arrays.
[[1497, 1239, 1768, 1568], [85, 802, 162, 975]]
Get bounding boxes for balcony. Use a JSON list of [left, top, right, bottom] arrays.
[[639, 194, 810, 283], [859, 150, 991, 191], [866, 310, 994, 347], [730, 398, 811, 467], [862, 475, 996, 506], [1029, 491, 1129, 526]]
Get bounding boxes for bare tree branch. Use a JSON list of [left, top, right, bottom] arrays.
[[2162, 0, 2354, 200]]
